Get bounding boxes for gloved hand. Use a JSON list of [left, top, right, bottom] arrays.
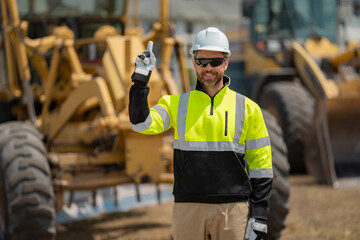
[[131, 41, 156, 86], [245, 218, 268, 240]]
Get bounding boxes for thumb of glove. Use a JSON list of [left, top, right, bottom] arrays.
[[245, 218, 267, 240], [245, 218, 255, 239]]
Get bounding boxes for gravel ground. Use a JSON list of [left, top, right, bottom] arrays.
[[56, 175, 360, 240]]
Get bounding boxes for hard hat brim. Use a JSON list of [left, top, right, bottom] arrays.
[[190, 46, 231, 57]]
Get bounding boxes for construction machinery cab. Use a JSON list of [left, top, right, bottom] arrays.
[[19, 0, 126, 37], [244, 0, 338, 67], [20, 0, 127, 66]]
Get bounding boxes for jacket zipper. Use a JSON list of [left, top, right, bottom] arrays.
[[210, 97, 214, 115], [225, 111, 228, 136]]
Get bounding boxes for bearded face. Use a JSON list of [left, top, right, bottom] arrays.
[[192, 50, 229, 90]]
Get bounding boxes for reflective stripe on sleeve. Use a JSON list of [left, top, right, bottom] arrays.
[[249, 168, 273, 178], [246, 136, 271, 150], [152, 104, 171, 130], [130, 114, 152, 132]]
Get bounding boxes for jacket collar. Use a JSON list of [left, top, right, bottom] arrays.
[[195, 75, 231, 96]]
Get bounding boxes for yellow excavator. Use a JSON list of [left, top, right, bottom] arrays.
[[228, 0, 360, 187], [0, 0, 289, 239]]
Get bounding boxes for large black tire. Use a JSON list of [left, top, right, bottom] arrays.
[[259, 82, 314, 173], [0, 122, 56, 240], [262, 110, 290, 240]]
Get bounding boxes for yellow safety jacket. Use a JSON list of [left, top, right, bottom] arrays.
[[129, 76, 273, 221]]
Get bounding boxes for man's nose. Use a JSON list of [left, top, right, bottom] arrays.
[[204, 63, 213, 69]]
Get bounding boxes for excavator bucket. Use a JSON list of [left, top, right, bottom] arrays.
[[306, 97, 360, 187]]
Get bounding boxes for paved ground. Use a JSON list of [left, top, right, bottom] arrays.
[[56, 175, 360, 240]]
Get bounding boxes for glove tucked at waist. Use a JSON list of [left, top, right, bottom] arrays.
[[131, 41, 156, 86], [245, 218, 267, 240]]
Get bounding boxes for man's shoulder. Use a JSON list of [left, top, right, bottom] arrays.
[[230, 90, 258, 106], [158, 94, 181, 105], [236, 93, 261, 113]]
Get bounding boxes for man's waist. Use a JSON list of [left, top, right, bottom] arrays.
[[174, 194, 249, 204]]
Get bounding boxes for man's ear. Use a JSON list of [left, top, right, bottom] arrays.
[[192, 59, 197, 68], [224, 58, 230, 70]]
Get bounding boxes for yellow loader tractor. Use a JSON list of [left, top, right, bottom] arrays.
[[0, 0, 289, 239], [228, 0, 360, 187]]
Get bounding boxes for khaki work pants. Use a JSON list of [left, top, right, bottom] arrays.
[[172, 202, 249, 240]]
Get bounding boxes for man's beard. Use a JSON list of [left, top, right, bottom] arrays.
[[197, 70, 223, 87]]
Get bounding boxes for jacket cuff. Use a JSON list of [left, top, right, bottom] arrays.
[[250, 204, 269, 222], [131, 71, 152, 85], [133, 81, 147, 88]]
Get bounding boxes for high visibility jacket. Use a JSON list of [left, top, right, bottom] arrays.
[[129, 76, 273, 221]]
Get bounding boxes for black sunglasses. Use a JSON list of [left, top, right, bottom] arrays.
[[194, 58, 226, 67]]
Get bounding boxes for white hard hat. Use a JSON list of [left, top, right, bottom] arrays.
[[190, 27, 231, 57]]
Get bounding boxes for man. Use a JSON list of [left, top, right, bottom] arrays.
[[129, 27, 272, 240]]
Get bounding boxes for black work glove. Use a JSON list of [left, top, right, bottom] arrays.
[[245, 218, 268, 240], [131, 41, 156, 86]]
